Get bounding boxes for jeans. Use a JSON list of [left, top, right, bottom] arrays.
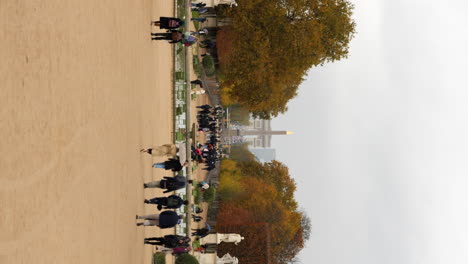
[[153, 163, 166, 168]]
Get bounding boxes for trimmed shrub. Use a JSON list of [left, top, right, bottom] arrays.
[[153, 253, 166, 264], [202, 55, 215, 77], [203, 187, 216, 203], [175, 254, 199, 264]]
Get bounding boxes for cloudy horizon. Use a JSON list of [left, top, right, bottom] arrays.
[[271, 0, 468, 263]]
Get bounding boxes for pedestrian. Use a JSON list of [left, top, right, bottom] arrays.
[[136, 211, 184, 228], [144, 235, 191, 248], [151, 30, 183, 43], [192, 7, 208, 14], [172, 246, 192, 256], [198, 181, 210, 190], [182, 34, 197, 47], [192, 214, 203, 222], [191, 228, 209, 237], [145, 195, 189, 210], [190, 204, 204, 214], [140, 144, 178, 156], [189, 180, 209, 190], [190, 28, 208, 36], [190, 2, 206, 8], [144, 175, 187, 193], [191, 79, 203, 87], [191, 17, 207, 23], [153, 158, 188, 171], [196, 104, 211, 110], [191, 89, 206, 96], [152, 17, 185, 29]]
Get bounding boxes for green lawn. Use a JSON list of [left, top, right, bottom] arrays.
[[177, 0, 186, 20], [191, 11, 200, 30], [193, 55, 201, 77], [176, 130, 186, 141], [192, 183, 201, 204]]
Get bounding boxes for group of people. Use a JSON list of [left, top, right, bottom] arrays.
[[150, 16, 198, 46], [192, 143, 220, 171], [137, 144, 188, 229], [197, 104, 223, 133], [137, 142, 208, 255], [195, 104, 225, 171], [144, 235, 192, 255], [141, 6, 219, 256]]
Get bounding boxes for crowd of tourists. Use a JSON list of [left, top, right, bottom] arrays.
[[194, 104, 224, 171], [137, 102, 225, 256], [139, 1, 227, 258]]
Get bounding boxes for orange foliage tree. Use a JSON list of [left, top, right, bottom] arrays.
[[217, 159, 309, 263]]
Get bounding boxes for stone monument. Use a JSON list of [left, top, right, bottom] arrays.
[[216, 233, 245, 245], [216, 253, 239, 264]]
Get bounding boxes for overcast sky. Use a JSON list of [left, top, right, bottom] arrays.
[[271, 0, 468, 263]]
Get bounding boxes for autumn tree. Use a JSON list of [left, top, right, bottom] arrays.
[[218, 0, 356, 118], [217, 159, 306, 263]]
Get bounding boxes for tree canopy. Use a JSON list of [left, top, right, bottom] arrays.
[[218, 0, 356, 118], [217, 159, 311, 263]]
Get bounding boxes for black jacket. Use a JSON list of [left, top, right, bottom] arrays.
[[163, 235, 190, 248], [164, 158, 183, 171], [159, 211, 180, 229], [164, 195, 185, 209], [161, 175, 187, 193]]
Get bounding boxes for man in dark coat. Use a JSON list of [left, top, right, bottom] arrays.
[[145, 195, 189, 210], [136, 211, 183, 228], [144, 175, 187, 193], [153, 158, 188, 171], [151, 30, 183, 43], [144, 235, 191, 247], [191, 228, 209, 237], [151, 17, 185, 29]]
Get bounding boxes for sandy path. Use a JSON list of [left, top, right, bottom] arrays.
[[0, 1, 175, 263]]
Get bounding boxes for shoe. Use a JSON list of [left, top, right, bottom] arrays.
[[144, 199, 150, 203], [136, 215, 139, 219], [144, 183, 148, 188], [157, 205, 163, 210]]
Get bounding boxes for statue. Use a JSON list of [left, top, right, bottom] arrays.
[[216, 253, 239, 264], [216, 233, 244, 245]]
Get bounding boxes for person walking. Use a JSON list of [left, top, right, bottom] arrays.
[[145, 195, 189, 210], [171, 247, 192, 256], [192, 7, 208, 14], [190, 2, 206, 8], [190, 28, 208, 36], [191, 79, 203, 87], [196, 104, 211, 110], [136, 211, 183, 228], [144, 175, 187, 193], [144, 235, 191, 247], [191, 227, 209, 237], [151, 17, 185, 29], [151, 30, 183, 43], [192, 214, 203, 222], [140, 144, 178, 156], [153, 158, 188, 171], [191, 17, 207, 23]]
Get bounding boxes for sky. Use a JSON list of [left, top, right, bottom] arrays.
[[271, 0, 468, 263]]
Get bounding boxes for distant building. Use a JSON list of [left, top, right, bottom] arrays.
[[231, 118, 291, 148], [250, 148, 276, 162]]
